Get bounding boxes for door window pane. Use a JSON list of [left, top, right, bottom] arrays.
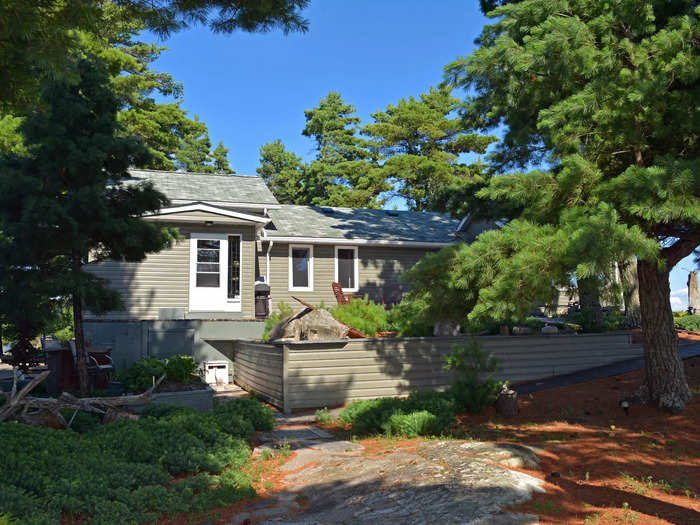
[[292, 248, 310, 288], [337, 248, 356, 289], [196, 239, 219, 287], [228, 235, 240, 298]]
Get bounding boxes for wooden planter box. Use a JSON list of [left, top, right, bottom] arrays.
[[132, 385, 214, 412]]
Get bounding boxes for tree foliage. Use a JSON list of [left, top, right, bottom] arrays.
[[0, 59, 177, 390], [0, 0, 309, 112], [363, 86, 495, 211], [411, 0, 699, 411]]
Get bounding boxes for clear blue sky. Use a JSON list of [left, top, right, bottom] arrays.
[[148, 1, 698, 309], [149, 0, 486, 175]]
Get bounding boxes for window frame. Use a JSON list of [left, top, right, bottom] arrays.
[[227, 234, 242, 301], [288, 244, 314, 292], [334, 245, 359, 293]]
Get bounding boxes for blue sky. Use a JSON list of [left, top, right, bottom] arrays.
[[148, 1, 698, 309]]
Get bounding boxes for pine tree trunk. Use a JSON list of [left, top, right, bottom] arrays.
[[620, 258, 641, 327], [637, 259, 691, 413], [72, 251, 89, 396]]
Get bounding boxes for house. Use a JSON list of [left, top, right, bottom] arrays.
[[83, 170, 466, 372]]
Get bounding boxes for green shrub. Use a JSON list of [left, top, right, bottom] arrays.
[[329, 296, 390, 336], [118, 357, 166, 392], [118, 355, 201, 393], [165, 355, 198, 384], [675, 314, 700, 332], [338, 390, 456, 437], [213, 398, 275, 431], [387, 298, 434, 336], [0, 396, 274, 524], [386, 410, 439, 437], [444, 339, 502, 414]]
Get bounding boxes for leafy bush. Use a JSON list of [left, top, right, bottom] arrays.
[[0, 396, 274, 524], [444, 339, 502, 414], [387, 298, 434, 336], [386, 410, 438, 437], [213, 398, 276, 431], [263, 301, 295, 340], [675, 314, 700, 332], [165, 355, 198, 384], [339, 390, 456, 437], [118, 357, 166, 392], [118, 355, 200, 393], [329, 296, 390, 336]]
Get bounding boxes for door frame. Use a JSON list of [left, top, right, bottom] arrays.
[[189, 232, 242, 312]]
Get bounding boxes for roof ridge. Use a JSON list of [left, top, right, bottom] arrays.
[[128, 169, 262, 179]]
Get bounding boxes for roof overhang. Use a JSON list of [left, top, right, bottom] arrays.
[[261, 235, 453, 248], [143, 203, 271, 224], [169, 199, 280, 210]]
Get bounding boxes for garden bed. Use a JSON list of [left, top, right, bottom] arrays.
[[132, 383, 214, 412]]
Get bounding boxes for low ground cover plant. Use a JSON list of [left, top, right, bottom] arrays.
[[0, 398, 274, 524], [117, 355, 199, 393], [338, 341, 502, 437], [675, 314, 700, 332]]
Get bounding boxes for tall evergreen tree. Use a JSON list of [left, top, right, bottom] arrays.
[[175, 115, 216, 173], [257, 139, 308, 204], [0, 59, 176, 394], [212, 141, 234, 173], [258, 92, 388, 207], [362, 86, 495, 211], [409, 0, 699, 411]]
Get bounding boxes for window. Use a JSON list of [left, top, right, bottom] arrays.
[[196, 239, 220, 287], [227, 235, 241, 299], [289, 245, 313, 291], [335, 246, 358, 292]]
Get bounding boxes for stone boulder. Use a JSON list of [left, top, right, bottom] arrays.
[[268, 308, 350, 341]]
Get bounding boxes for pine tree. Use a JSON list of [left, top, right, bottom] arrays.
[[257, 139, 308, 204], [212, 141, 234, 173], [413, 0, 699, 411], [175, 115, 215, 173], [0, 59, 176, 394], [0, 0, 310, 111], [362, 86, 495, 211]]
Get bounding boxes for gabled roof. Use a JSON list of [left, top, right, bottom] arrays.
[[144, 202, 271, 224], [264, 205, 460, 245], [125, 169, 279, 205]]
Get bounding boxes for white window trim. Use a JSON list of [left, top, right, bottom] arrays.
[[189, 232, 242, 312], [227, 234, 242, 303], [288, 244, 314, 292], [334, 245, 359, 292]]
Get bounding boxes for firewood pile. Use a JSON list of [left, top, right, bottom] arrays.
[[0, 369, 164, 429]]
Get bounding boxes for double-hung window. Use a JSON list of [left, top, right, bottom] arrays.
[[335, 246, 358, 292], [289, 245, 313, 291]]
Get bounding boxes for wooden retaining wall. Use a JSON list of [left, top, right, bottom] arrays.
[[232, 341, 284, 408], [233, 333, 642, 413]]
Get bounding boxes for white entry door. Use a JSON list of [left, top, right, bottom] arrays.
[[189, 233, 242, 312]]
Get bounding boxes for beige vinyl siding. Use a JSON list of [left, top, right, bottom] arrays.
[[85, 237, 189, 320], [85, 224, 257, 320], [264, 242, 436, 311], [233, 333, 642, 412], [233, 342, 284, 407]]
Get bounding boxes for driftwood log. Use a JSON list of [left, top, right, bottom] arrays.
[[0, 370, 165, 428]]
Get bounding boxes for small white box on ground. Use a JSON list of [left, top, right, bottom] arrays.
[[203, 361, 229, 386]]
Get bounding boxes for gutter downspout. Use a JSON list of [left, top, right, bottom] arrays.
[[266, 240, 274, 285]]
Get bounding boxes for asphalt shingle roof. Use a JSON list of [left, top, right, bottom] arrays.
[[126, 169, 279, 205], [265, 205, 459, 243]]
